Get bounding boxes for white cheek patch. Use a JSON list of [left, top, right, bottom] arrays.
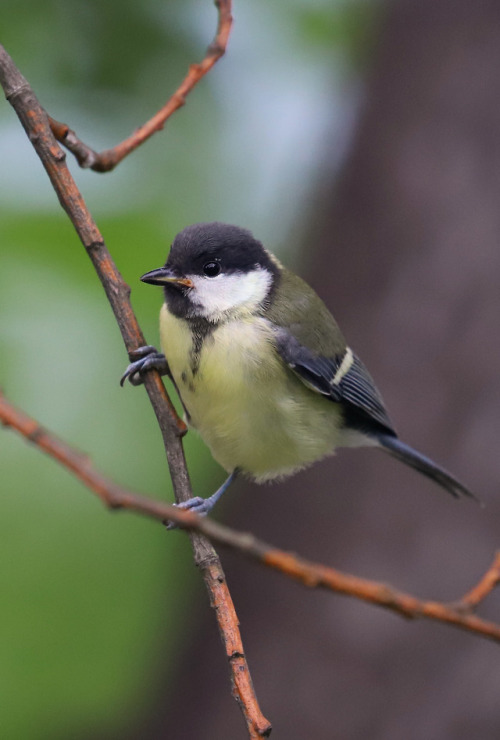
[[188, 268, 272, 320]]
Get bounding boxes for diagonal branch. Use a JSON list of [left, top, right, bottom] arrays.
[[2, 389, 500, 647], [0, 40, 270, 740], [48, 0, 233, 172]]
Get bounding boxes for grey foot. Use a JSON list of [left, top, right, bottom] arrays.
[[165, 497, 213, 530], [120, 345, 169, 387], [166, 470, 238, 530], [178, 496, 213, 515]]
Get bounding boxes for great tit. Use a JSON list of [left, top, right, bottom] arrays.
[[122, 221, 475, 516]]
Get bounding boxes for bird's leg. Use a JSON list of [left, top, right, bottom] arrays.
[[166, 469, 239, 530], [120, 345, 169, 387]]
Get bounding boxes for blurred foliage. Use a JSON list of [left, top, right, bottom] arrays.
[[0, 1, 379, 737], [298, 2, 382, 69]]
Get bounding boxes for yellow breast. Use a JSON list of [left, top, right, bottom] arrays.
[[159, 303, 342, 480]]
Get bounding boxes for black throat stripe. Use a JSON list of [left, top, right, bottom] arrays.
[[187, 317, 215, 377]]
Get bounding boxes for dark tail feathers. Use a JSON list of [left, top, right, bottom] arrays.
[[377, 434, 478, 502]]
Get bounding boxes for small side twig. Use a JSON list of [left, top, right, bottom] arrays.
[[48, 0, 233, 172], [2, 390, 500, 650], [454, 551, 500, 612]]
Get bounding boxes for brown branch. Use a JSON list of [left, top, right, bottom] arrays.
[[0, 42, 271, 740], [48, 0, 233, 172], [2, 390, 500, 649]]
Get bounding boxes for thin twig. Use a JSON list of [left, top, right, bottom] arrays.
[[2, 390, 500, 648], [455, 551, 500, 611], [0, 41, 271, 740], [48, 0, 233, 172]]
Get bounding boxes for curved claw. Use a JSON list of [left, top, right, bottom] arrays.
[[120, 345, 169, 387]]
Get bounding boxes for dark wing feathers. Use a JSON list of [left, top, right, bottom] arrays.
[[272, 326, 395, 436], [338, 354, 394, 433], [270, 322, 477, 501], [272, 328, 338, 395]]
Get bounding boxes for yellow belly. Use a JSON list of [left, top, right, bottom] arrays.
[[159, 304, 343, 480]]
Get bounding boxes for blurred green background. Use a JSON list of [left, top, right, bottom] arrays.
[[0, 1, 375, 737]]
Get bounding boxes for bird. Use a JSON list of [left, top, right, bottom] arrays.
[[121, 221, 475, 517]]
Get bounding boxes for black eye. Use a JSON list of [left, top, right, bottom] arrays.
[[203, 261, 221, 277]]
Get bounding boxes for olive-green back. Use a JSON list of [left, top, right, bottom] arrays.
[[263, 267, 346, 358]]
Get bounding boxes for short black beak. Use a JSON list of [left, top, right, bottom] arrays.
[[140, 267, 194, 288]]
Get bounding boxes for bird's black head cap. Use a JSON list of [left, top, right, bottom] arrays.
[[166, 222, 279, 279]]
